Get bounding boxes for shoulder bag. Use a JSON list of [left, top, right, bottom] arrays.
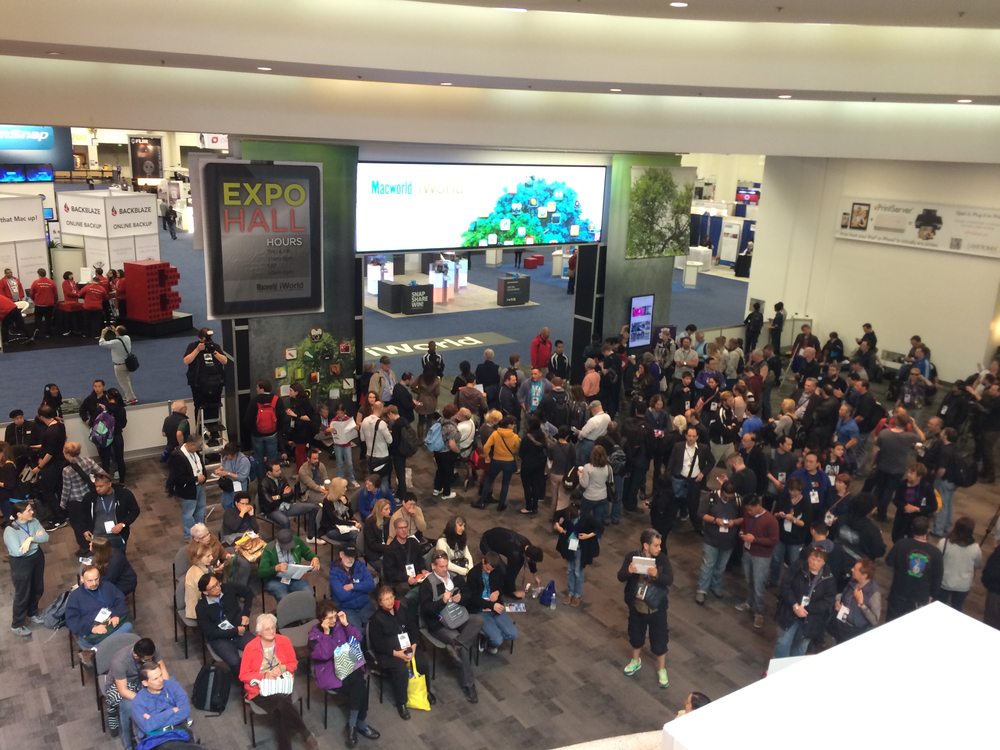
[[251, 670, 294, 696], [122, 338, 140, 373], [429, 575, 469, 630]]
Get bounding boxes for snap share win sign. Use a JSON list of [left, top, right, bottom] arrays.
[[203, 161, 324, 319]]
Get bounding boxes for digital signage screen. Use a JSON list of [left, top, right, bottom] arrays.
[[356, 163, 607, 253], [629, 294, 654, 349], [0, 165, 25, 183]]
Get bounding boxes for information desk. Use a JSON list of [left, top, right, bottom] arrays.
[[401, 284, 433, 315], [377, 281, 404, 314], [497, 275, 530, 307]]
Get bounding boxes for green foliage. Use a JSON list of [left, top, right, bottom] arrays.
[[278, 332, 356, 405], [461, 177, 598, 248], [626, 168, 695, 259]]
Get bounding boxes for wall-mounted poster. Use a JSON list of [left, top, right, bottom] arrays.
[[129, 136, 163, 180]]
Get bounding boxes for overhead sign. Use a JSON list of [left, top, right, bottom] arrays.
[[202, 160, 324, 318], [835, 196, 1000, 260], [129, 136, 163, 179], [199, 133, 229, 150], [58, 193, 106, 237], [0, 126, 53, 150], [0, 194, 45, 243], [106, 195, 157, 237], [0, 125, 73, 171]]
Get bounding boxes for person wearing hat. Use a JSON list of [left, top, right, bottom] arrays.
[[329, 546, 376, 630], [258, 529, 320, 602], [317, 477, 362, 545], [4, 409, 39, 460], [369, 356, 398, 406]]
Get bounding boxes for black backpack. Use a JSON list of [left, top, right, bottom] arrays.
[[548, 394, 570, 428], [43, 587, 75, 630], [191, 664, 231, 715], [398, 421, 419, 458], [953, 451, 978, 489], [195, 356, 226, 398]]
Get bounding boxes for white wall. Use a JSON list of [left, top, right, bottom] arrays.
[[748, 157, 1000, 382]]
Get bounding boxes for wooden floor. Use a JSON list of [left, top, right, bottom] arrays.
[[1, 382, 997, 750]]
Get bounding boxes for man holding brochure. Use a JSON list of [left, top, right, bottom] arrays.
[[618, 529, 674, 689], [257, 529, 320, 602]]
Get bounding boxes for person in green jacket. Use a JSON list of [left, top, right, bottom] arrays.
[[259, 529, 320, 601]]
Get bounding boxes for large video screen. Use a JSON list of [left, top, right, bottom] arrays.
[[356, 163, 606, 253]]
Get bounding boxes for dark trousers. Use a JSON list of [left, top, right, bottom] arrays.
[[935, 589, 970, 612], [1, 308, 31, 343], [566, 275, 575, 294], [98, 433, 127, 482], [886, 595, 922, 622], [9, 551, 45, 628], [209, 631, 254, 675], [433, 451, 458, 494], [480, 459, 517, 507], [982, 430, 999, 481], [746, 332, 759, 354], [425, 615, 483, 689], [521, 465, 546, 512], [251, 695, 312, 750], [66, 500, 91, 551], [391, 454, 408, 497], [381, 648, 429, 707], [36, 460, 66, 524], [34, 305, 54, 336], [864, 470, 903, 520], [672, 476, 703, 532], [623, 461, 649, 511], [328, 667, 368, 720]]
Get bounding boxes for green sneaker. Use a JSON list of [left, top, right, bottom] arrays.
[[658, 668, 670, 689], [623, 658, 642, 676]]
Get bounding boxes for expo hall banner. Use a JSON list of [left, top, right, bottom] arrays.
[[202, 160, 324, 319], [834, 196, 1000, 260]]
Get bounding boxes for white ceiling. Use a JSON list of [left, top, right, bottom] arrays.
[[408, 0, 1000, 28]]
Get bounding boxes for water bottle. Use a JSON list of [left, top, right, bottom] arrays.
[[550, 591, 556, 611]]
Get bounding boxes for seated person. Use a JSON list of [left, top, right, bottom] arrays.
[[66, 564, 132, 652], [258, 460, 320, 535], [329, 546, 376, 630], [185, 544, 216, 619], [195, 573, 254, 677], [215, 442, 251, 511], [382, 517, 429, 597], [132, 662, 207, 750], [106, 638, 169, 750], [479, 527, 543, 599], [362, 498, 393, 574], [258, 529, 320, 602], [435, 516, 473, 577], [318, 477, 361, 545], [357, 473, 396, 521], [240, 614, 319, 750], [188, 523, 250, 588], [389, 492, 427, 541], [91, 534, 137, 598], [419, 551, 484, 704], [309, 600, 380, 745], [466, 551, 518, 654], [369, 585, 434, 720], [296, 447, 330, 514], [221, 491, 260, 545]]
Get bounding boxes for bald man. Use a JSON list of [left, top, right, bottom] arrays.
[[162, 401, 190, 458], [531, 327, 552, 370]]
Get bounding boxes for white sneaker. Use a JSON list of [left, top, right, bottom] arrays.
[[432, 489, 442, 496], [441, 493, 457, 500], [735, 602, 751, 612], [305, 536, 327, 545], [349, 481, 361, 489]]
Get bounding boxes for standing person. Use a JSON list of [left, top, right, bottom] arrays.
[[411, 364, 440, 442], [576, 400, 611, 466], [518, 417, 548, 515], [430, 404, 461, 500], [579, 445, 612, 527], [885, 516, 943, 621], [369, 356, 398, 406], [869, 413, 923, 521], [983, 545, 1000, 630], [621, 402, 656, 515], [828, 559, 881, 643], [98, 327, 138, 404], [769, 477, 813, 586], [182, 328, 228, 423], [81, 275, 109, 336], [554, 506, 600, 606], [392, 371, 418, 425], [245, 380, 283, 472], [81, 470, 141, 553], [546, 426, 576, 518], [29, 268, 57, 337], [497, 369, 520, 419], [5, 501, 49, 636], [165, 203, 178, 239], [549, 340, 570, 381], [165, 435, 206, 540], [421, 341, 445, 378], [666, 427, 713, 533], [0, 267, 25, 302], [619, 529, 673, 689], [330, 402, 360, 487], [772, 546, 836, 658], [935, 517, 983, 613], [694, 481, 743, 604], [286, 383, 316, 471], [61, 441, 103, 557], [743, 303, 764, 354], [931, 428, 960, 537], [530, 327, 553, 372], [475, 349, 502, 409], [161, 401, 189, 458], [736, 495, 778, 628], [890, 463, 938, 542], [566, 251, 576, 294], [32, 405, 68, 530], [768, 302, 785, 359], [474, 415, 520, 511], [99, 388, 128, 484], [518, 367, 554, 419]]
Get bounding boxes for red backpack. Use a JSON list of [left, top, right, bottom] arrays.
[[255, 396, 278, 434]]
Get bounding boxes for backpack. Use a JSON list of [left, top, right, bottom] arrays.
[[607, 445, 626, 474], [90, 407, 115, 448], [424, 422, 445, 452], [567, 401, 588, 431], [548, 394, 570, 428], [255, 396, 279, 434], [247, 454, 260, 483], [399, 420, 419, 457], [953, 451, 978, 489], [191, 663, 231, 715], [43, 587, 75, 630], [196, 355, 226, 397], [736, 354, 745, 375]]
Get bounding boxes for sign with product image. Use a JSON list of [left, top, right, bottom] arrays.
[[835, 196, 1000, 260], [202, 160, 324, 318], [129, 136, 163, 180]]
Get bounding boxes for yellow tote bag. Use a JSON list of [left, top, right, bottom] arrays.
[[406, 658, 431, 711]]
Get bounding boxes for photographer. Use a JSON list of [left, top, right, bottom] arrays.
[[182, 328, 228, 422], [98, 326, 138, 404]]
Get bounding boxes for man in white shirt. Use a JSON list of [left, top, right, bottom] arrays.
[[360, 402, 393, 488], [576, 401, 612, 465], [166, 435, 206, 540], [674, 337, 698, 381]]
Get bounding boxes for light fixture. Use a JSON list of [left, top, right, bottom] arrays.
[[778, 94, 792, 99], [440, 82, 453, 86], [670, 2, 689, 7], [257, 66, 272, 71], [47, 51, 62, 56], [498, 7, 528, 11], [610, 88, 622, 92], [957, 99, 973, 103]]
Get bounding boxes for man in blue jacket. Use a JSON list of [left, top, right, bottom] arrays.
[[132, 662, 206, 749], [66, 564, 132, 649], [329, 546, 376, 630]]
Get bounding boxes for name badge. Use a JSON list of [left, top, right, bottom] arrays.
[[104, 521, 116, 533], [826, 466, 837, 478], [96, 607, 112, 623], [280, 577, 292, 585], [836, 606, 850, 622], [636, 584, 648, 601], [810, 490, 820, 505], [783, 519, 793, 533], [778, 472, 786, 483], [397, 632, 411, 650], [568, 536, 579, 551], [219, 619, 234, 631], [684, 401, 691, 411], [940, 405, 948, 414], [719, 523, 729, 533], [825, 512, 835, 526], [800, 595, 811, 608], [710, 402, 718, 411], [405, 564, 416, 577]]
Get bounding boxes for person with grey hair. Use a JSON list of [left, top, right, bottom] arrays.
[[166, 435, 206, 540], [582, 358, 601, 398], [475, 349, 502, 409], [576, 400, 611, 466]]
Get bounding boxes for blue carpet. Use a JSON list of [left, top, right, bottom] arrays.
[[667, 267, 749, 331]]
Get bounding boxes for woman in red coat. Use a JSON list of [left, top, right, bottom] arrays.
[[239, 613, 318, 750]]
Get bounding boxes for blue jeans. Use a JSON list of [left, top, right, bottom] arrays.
[[220, 492, 236, 510], [742, 553, 770, 615], [582, 497, 609, 527], [697, 543, 733, 594], [609, 471, 625, 522], [854, 432, 873, 475], [567, 547, 584, 597], [266, 576, 311, 602], [334, 444, 357, 483], [181, 486, 206, 540], [78, 621, 133, 650], [323, 527, 359, 545], [252, 433, 278, 472], [577, 439, 595, 467], [761, 386, 773, 421], [773, 620, 809, 658], [342, 599, 376, 632], [266, 503, 319, 538], [769, 540, 803, 586], [119, 696, 134, 750], [932, 477, 956, 536], [481, 459, 517, 505], [481, 610, 519, 647]]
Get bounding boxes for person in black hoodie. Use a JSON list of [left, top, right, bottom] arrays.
[[890, 463, 938, 542], [466, 552, 519, 652], [621, 402, 656, 514], [669, 373, 695, 417], [79, 379, 111, 427], [772, 546, 836, 657], [99, 388, 128, 483], [82, 470, 141, 551], [518, 417, 548, 515], [555, 506, 600, 606], [619, 528, 674, 688], [830, 493, 887, 564], [885, 515, 943, 621]]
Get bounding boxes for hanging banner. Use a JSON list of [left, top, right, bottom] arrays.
[[201, 159, 324, 319], [129, 136, 163, 179], [835, 196, 1000, 259], [0, 194, 45, 243], [58, 192, 106, 237], [199, 133, 229, 150]]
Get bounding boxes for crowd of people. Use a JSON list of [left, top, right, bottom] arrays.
[[2, 318, 999, 748]]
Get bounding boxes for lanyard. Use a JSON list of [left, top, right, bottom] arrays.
[[744, 514, 760, 535], [805, 572, 823, 599], [101, 495, 116, 519], [86, 587, 107, 607], [14, 521, 32, 536]]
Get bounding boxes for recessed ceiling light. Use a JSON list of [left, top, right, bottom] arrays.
[[498, 7, 528, 11], [778, 94, 792, 99], [610, 88, 622, 92], [957, 99, 973, 103], [257, 66, 272, 71], [47, 51, 62, 56], [670, 2, 689, 7], [441, 82, 453, 86]]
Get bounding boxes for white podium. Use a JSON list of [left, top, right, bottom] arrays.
[[683, 261, 702, 288], [551, 250, 564, 276]]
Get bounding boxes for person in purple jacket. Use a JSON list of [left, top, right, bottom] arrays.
[[309, 600, 379, 747]]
